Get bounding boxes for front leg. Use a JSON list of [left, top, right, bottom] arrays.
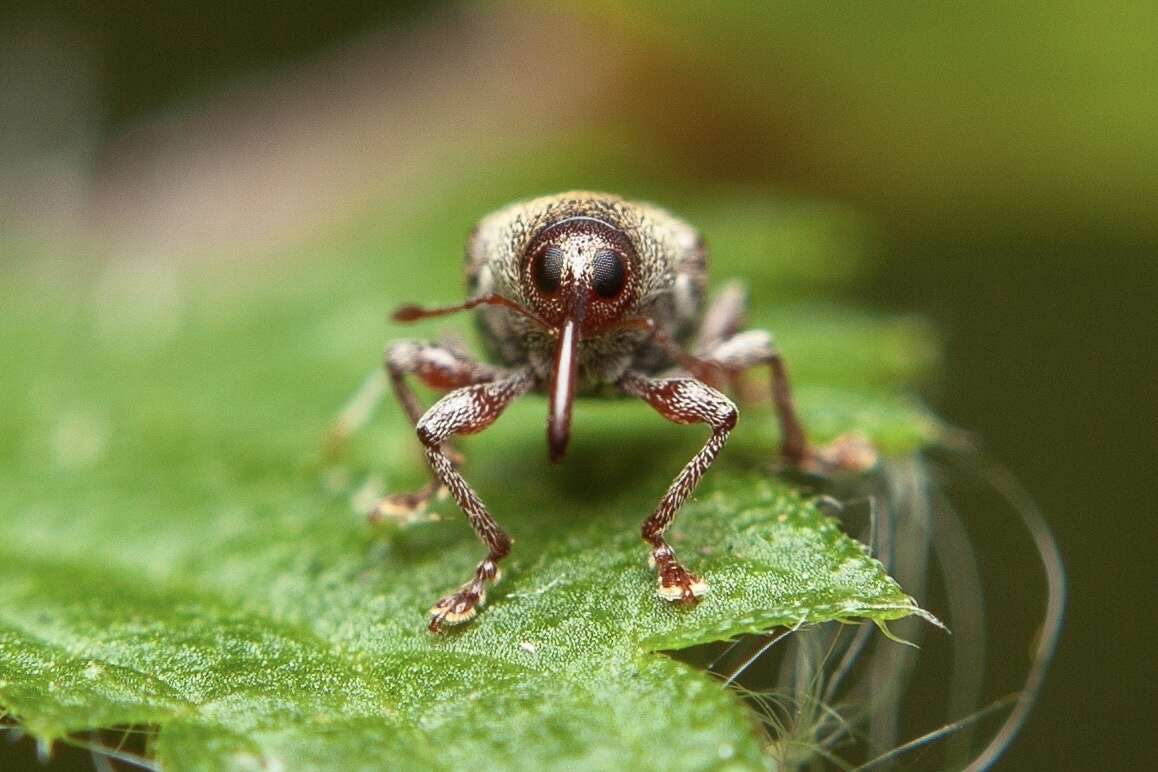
[[415, 368, 535, 631], [619, 371, 738, 603]]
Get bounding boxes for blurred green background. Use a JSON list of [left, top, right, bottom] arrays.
[[2, 1, 1154, 769]]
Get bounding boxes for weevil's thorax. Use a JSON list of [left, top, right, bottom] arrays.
[[466, 192, 708, 389]]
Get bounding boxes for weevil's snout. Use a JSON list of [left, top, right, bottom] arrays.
[[525, 215, 638, 463], [547, 315, 579, 463]]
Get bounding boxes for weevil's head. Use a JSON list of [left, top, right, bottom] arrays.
[[522, 216, 639, 333], [521, 217, 640, 463]]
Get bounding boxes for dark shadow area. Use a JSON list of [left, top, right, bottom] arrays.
[[873, 236, 1155, 770]]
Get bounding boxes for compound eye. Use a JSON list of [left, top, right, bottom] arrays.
[[592, 248, 626, 299], [533, 246, 564, 295]]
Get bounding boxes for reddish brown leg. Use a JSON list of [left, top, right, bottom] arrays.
[[699, 330, 808, 464], [619, 371, 738, 603], [416, 368, 535, 631], [386, 339, 502, 424], [702, 329, 876, 472], [696, 282, 876, 470], [371, 341, 501, 523]]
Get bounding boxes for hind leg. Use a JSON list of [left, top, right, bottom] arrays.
[[696, 282, 875, 472], [701, 327, 877, 472]]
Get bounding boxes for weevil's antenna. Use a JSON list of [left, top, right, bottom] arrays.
[[393, 293, 552, 329]]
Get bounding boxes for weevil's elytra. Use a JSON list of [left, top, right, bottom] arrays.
[[376, 191, 872, 632]]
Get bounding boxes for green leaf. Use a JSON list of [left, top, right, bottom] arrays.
[[0, 189, 939, 770]]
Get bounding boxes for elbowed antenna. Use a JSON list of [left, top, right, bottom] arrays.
[[392, 293, 551, 328]]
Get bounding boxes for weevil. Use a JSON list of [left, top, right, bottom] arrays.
[[366, 191, 872, 631]]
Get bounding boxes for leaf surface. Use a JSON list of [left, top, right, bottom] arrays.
[[0, 190, 939, 770]]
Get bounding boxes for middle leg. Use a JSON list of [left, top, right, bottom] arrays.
[[371, 340, 503, 523], [619, 370, 738, 602]]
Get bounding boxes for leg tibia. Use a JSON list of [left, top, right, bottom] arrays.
[[620, 371, 737, 604], [416, 369, 533, 630]]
